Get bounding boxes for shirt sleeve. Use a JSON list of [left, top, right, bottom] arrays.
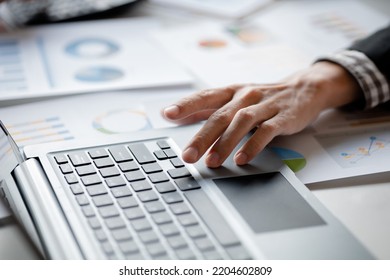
[[317, 50, 390, 109]]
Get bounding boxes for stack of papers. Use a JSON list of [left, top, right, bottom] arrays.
[[0, 18, 193, 102]]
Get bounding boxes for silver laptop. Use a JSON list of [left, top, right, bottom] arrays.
[[0, 120, 373, 260]]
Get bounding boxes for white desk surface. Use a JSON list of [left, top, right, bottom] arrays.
[[0, 0, 389, 260]]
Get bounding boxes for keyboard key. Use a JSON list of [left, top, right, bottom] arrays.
[[167, 235, 188, 249], [156, 140, 170, 149], [69, 152, 90, 166], [159, 223, 180, 237], [88, 217, 101, 229], [161, 192, 183, 204], [101, 241, 114, 255], [118, 161, 139, 172], [119, 240, 139, 255], [81, 205, 95, 217], [142, 162, 163, 174], [81, 174, 101, 186], [54, 154, 68, 164], [163, 149, 177, 158], [139, 230, 159, 244], [170, 202, 191, 215], [194, 237, 215, 252], [186, 225, 207, 239], [75, 194, 89, 206], [128, 143, 156, 164], [70, 183, 84, 195], [105, 176, 126, 188], [167, 167, 191, 179], [151, 211, 172, 225], [177, 213, 198, 227], [117, 196, 138, 209], [124, 170, 145, 182], [109, 146, 133, 162], [137, 190, 159, 202], [144, 201, 165, 213], [131, 218, 152, 232], [105, 216, 126, 229], [88, 149, 109, 159], [174, 177, 201, 191], [98, 205, 120, 218], [175, 248, 196, 260], [92, 194, 113, 207], [99, 166, 120, 178], [123, 207, 145, 220], [75, 165, 96, 176], [65, 173, 78, 184], [145, 242, 167, 258], [170, 158, 184, 168], [130, 180, 152, 192], [59, 163, 73, 174], [94, 229, 108, 242], [94, 157, 115, 168], [111, 186, 132, 198], [155, 182, 176, 193], [153, 150, 167, 160], [148, 172, 169, 183], [111, 228, 132, 241], [202, 250, 223, 260], [86, 184, 107, 196]]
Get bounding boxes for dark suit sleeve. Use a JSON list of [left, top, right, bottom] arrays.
[[349, 25, 390, 81]]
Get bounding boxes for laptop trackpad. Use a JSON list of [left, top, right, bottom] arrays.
[[213, 172, 325, 234]]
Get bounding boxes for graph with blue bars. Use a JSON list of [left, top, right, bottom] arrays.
[[0, 39, 27, 94]]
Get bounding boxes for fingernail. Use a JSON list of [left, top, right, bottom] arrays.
[[206, 152, 220, 167], [235, 152, 248, 165], [164, 105, 179, 118], [182, 147, 198, 163]]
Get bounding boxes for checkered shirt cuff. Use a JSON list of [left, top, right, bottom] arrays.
[[317, 50, 390, 109]]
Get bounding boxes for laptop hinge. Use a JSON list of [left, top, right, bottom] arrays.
[[13, 158, 83, 259]]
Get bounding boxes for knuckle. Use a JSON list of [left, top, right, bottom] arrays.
[[246, 88, 261, 100], [260, 122, 278, 135], [236, 108, 256, 122], [240, 86, 263, 100]]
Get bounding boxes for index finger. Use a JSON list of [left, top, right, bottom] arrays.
[[163, 86, 239, 121]]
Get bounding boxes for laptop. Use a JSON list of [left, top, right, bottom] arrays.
[[0, 120, 373, 259]]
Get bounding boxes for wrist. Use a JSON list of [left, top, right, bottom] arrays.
[[296, 61, 362, 110]]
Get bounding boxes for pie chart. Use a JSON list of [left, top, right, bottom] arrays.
[[93, 109, 151, 134], [75, 66, 124, 82], [65, 38, 119, 58], [270, 147, 306, 172]]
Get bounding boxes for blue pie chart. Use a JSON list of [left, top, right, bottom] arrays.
[[65, 38, 119, 58], [75, 66, 124, 82]]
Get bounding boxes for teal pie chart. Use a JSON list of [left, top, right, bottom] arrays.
[[75, 66, 124, 82]]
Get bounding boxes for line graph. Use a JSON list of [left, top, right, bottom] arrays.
[[340, 136, 390, 164], [316, 128, 390, 168]]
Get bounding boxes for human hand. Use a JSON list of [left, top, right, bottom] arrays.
[[162, 61, 361, 168]]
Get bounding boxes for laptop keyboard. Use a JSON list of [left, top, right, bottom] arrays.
[[51, 138, 251, 260]]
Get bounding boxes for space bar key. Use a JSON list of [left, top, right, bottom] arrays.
[[184, 189, 240, 247]]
